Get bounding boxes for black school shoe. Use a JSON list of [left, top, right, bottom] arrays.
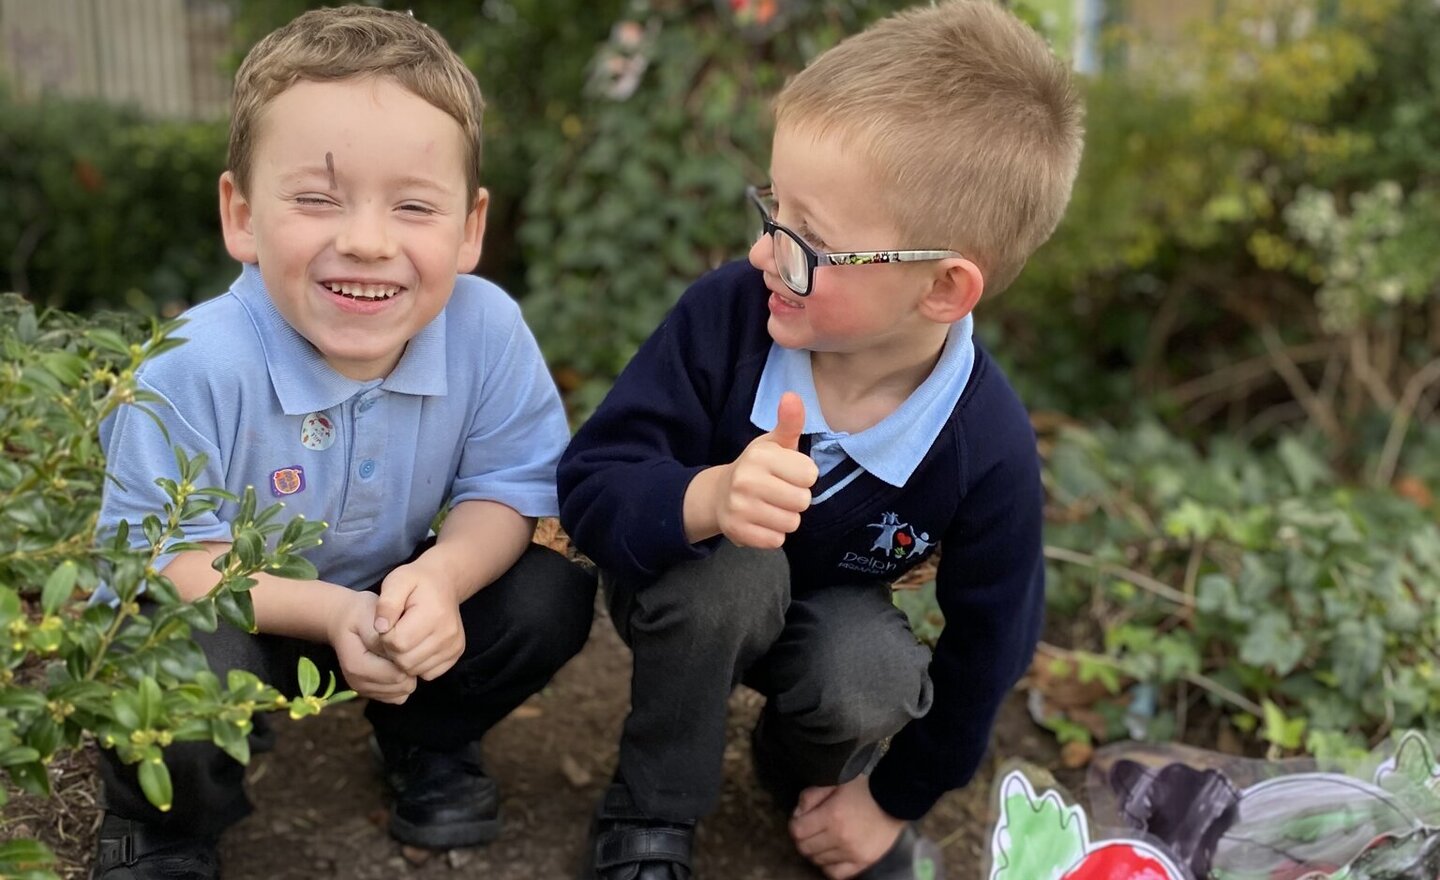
[[90, 814, 220, 880], [579, 782, 695, 880], [371, 735, 502, 849], [853, 825, 946, 880]]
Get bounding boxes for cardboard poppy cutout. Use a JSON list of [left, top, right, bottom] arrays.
[[986, 732, 1440, 879]]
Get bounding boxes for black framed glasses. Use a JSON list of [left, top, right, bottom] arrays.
[[747, 184, 963, 296]]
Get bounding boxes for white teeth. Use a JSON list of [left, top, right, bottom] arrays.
[[324, 281, 401, 300]]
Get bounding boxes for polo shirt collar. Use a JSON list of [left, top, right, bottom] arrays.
[[231, 264, 449, 415], [749, 315, 975, 487]]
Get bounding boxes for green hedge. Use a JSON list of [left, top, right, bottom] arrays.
[[0, 86, 233, 312]]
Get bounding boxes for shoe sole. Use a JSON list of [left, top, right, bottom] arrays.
[[387, 813, 503, 850]]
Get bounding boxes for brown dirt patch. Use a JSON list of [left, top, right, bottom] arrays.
[[21, 595, 1064, 878]]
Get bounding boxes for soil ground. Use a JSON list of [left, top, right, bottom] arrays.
[[24, 594, 1066, 879]]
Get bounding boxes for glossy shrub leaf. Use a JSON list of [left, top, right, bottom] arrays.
[[297, 656, 320, 698], [40, 560, 79, 615], [138, 755, 174, 812]]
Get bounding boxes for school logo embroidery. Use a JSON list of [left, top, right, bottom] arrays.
[[839, 512, 936, 574], [300, 412, 335, 451], [270, 466, 305, 497]]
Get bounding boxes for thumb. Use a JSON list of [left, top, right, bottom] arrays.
[[373, 576, 412, 635], [794, 784, 837, 817], [771, 391, 806, 451]]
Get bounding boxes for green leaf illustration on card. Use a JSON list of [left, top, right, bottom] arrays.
[[990, 771, 1087, 880], [1376, 731, 1440, 821]]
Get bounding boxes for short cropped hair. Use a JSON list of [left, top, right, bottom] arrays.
[[774, 0, 1084, 293], [228, 6, 484, 207]]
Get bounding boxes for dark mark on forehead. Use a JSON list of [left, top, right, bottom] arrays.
[[325, 151, 336, 189]]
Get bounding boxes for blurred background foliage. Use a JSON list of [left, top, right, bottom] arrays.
[[3, 0, 1438, 759]]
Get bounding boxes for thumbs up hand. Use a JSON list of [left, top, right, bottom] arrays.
[[712, 391, 819, 549]]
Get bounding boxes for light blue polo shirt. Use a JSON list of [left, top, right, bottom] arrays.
[[749, 316, 975, 502], [98, 264, 570, 591]]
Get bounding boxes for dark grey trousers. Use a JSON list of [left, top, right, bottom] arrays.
[[606, 541, 933, 822], [99, 544, 596, 837]]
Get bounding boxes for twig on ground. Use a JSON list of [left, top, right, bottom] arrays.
[[1044, 546, 1190, 606], [1374, 356, 1440, 487], [1260, 324, 1343, 445]]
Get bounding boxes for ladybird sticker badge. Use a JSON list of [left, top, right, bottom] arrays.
[[270, 466, 305, 497], [300, 412, 335, 451]]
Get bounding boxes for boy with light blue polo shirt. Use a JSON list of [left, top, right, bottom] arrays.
[[90, 8, 595, 879], [559, 3, 1084, 879]]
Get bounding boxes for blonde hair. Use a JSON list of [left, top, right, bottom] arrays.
[[774, 0, 1084, 293], [228, 6, 484, 207]]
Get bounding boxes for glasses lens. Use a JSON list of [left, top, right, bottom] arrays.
[[774, 229, 810, 294]]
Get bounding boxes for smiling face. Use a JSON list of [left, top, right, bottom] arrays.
[[220, 76, 486, 380], [746, 124, 980, 359]]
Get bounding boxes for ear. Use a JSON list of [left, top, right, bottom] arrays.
[[218, 171, 258, 264], [455, 187, 489, 274], [918, 257, 985, 324]]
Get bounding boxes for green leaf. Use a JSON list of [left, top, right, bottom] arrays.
[[40, 560, 79, 615], [176, 598, 219, 633], [15, 305, 39, 343], [1277, 436, 1330, 494], [0, 587, 20, 628], [1238, 612, 1306, 675], [138, 677, 163, 729], [0, 838, 56, 870], [8, 760, 51, 796], [297, 656, 320, 698], [0, 746, 42, 767], [111, 691, 142, 730], [138, 754, 173, 811], [266, 555, 317, 581], [24, 717, 62, 760], [210, 718, 251, 765], [146, 573, 182, 605], [0, 690, 48, 713], [1261, 700, 1306, 750], [232, 528, 264, 569], [215, 590, 255, 633], [86, 327, 133, 356], [39, 350, 88, 385]]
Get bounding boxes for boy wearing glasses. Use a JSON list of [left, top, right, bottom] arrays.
[[559, 2, 1083, 878]]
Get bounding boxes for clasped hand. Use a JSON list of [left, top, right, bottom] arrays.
[[326, 557, 465, 704], [717, 391, 819, 548], [790, 776, 907, 879]]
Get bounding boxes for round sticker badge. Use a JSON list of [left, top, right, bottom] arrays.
[[300, 412, 336, 451]]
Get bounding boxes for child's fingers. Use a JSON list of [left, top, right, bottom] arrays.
[[363, 682, 415, 705], [724, 505, 800, 548], [387, 636, 446, 676], [412, 652, 460, 682], [758, 480, 814, 514], [350, 660, 417, 704], [776, 452, 820, 490], [791, 826, 832, 853], [727, 524, 789, 550]]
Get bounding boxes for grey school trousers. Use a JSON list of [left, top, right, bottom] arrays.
[[605, 541, 934, 822], [99, 544, 595, 837]]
